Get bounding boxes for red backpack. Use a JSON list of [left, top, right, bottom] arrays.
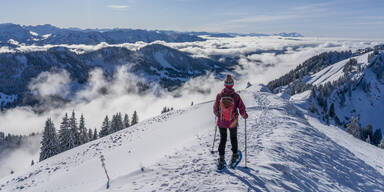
[[219, 94, 235, 122]]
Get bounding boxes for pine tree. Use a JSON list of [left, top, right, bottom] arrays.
[[58, 113, 72, 151], [329, 103, 335, 118], [161, 107, 169, 114], [99, 116, 110, 138], [78, 114, 88, 145], [379, 137, 384, 149], [362, 124, 373, 141], [131, 111, 138, 125], [346, 118, 361, 138], [372, 129, 382, 146], [116, 113, 124, 131], [88, 128, 93, 141], [124, 113, 130, 128], [39, 118, 61, 161], [93, 128, 98, 140], [366, 135, 371, 144], [110, 114, 117, 133], [31, 160, 34, 166], [69, 111, 78, 148]]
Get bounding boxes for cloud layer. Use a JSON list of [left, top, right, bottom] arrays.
[[0, 36, 383, 179], [0, 36, 383, 136]]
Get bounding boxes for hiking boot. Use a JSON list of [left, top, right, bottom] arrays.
[[217, 155, 226, 170], [230, 152, 240, 166]]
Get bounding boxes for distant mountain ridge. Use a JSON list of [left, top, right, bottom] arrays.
[[186, 31, 303, 38], [0, 23, 205, 45], [0, 43, 235, 109], [0, 23, 303, 46]]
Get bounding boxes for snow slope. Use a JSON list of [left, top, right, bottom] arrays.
[[306, 52, 370, 86], [304, 50, 384, 132], [0, 85, 383, 191]]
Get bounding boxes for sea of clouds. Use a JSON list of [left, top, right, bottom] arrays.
[[0, 36, 383, 135], [0, 36, 383, 177]]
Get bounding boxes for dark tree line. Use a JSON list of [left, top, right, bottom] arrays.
[[0, 132, 38, 149], [99, 111, 138, 138], [345, 118, 383, 146], [267, 51, 355, 93], [40, 110, 139, 161], [161, 106, 173, 114]]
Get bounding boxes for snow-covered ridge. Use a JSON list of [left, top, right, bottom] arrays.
[[0, 23, 205, 45], [0, 85, 383, 191], [0, 42, 234, 109], [267, 44, 384, 133], [306, 52, 370, 86], [0, 23, 305, 47]]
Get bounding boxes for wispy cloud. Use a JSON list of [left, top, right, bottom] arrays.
[[108, 5, 129, 9], [229, 14, 298, 24], [196, 1, 333, 33]]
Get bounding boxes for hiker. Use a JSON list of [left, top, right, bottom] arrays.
[[213, 74, 248, 170]]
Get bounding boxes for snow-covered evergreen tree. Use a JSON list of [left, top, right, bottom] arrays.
[[58, 113, 72, 152], [78, 114, 88, 144], [93, 128, 98, 140], [39, 118, 61, 161], [131, 111, 138, 125], [366, 135, 371, 144], [124, 113, 130, 128], [69, 111, 79, 146], [362, 124, 373, 141], [379, 137, 384, 149], [372, 129, 382, 146], [99, 116, 110, 138], [329, 103, 335, 118], [346, 118, 361, 138], [110, 113, 124, 133], [88, 128, 93, 141], [161, 107, 174, 114], [116, 113, 124, 131]]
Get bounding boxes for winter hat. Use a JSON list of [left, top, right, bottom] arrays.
[[224, 74, 234, 88]]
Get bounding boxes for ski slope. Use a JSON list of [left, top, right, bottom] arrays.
[[1, 85, 383, 191]]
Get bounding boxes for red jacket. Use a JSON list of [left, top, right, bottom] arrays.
[[213, 87, 247, 128]]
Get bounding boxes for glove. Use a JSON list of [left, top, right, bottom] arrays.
[[242, 112, 248, 119]]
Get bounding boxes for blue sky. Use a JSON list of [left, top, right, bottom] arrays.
[[0, 0, 383, 38]]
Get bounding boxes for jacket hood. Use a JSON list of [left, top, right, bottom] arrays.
[[221, 87, 235, 95]]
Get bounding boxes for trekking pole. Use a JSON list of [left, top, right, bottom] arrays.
[[211, 116, 218, 154], [244, 119, 248, 168]]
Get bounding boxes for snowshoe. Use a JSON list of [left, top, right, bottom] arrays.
[[216, 157, 226, 172], [230, 150, 242, 169]]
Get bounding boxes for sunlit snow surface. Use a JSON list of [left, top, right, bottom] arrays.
[[1, 85, 383, 192]]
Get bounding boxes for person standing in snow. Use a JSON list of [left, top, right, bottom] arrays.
[[213, 74, 248, 170]]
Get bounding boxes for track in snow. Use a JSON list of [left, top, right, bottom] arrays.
[[97, 89, 384, 192], [1, 87, 383, 192]]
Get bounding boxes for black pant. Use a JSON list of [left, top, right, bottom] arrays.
[[218, 127, 238, 156]]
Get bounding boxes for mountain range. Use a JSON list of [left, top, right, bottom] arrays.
[[0, 23, 303, 46], [0, 43, 236, 109]]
